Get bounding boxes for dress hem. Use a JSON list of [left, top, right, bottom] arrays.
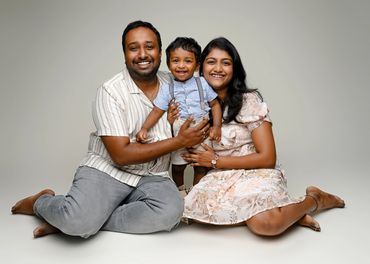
[[182, 197, 305, 225]]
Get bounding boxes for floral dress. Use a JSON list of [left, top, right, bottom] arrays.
[[183, 92, 304, 224]]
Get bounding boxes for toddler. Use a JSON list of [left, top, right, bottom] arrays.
[[136, 37, 222, 192]]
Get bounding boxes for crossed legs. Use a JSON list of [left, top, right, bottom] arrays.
[[11, 167, 183, 238]]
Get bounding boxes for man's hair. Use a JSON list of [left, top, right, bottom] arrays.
[[122, 20, 162, 53], [165, 37, 201, 65]]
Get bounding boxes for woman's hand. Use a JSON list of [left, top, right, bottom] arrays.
[[167, 100, 180, 125], [182, 143, 216, 167]]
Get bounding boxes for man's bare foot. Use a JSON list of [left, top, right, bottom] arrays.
[[297, 214, 321, 232], [33, 222, 60, 238], [11, 189, 55, 215], [306, 186, 345, 212]]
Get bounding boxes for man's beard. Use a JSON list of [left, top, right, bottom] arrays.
[[126, 62, 161, 82]]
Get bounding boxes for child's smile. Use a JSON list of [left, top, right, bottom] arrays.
[[168, 48, 199, 82]]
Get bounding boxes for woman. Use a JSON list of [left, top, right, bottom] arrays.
[[181, 37, 345, 236]]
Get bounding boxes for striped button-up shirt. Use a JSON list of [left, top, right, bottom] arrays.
[[80, 67, 172, 187]]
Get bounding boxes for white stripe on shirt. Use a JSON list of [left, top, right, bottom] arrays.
[[80, 67, 172, 187]]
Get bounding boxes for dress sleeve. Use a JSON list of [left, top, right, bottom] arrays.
[[236, 92, 271, 131]]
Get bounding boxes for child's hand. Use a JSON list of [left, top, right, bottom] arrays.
[[167, 100, 180, 125], [209, 126, 221, 142], [136, 129, 148, 143]]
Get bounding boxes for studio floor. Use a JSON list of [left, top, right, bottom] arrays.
[[1, 1, 370, 263], [1, 167, 369, 264]]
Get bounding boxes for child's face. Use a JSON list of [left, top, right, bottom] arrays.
[[168, 48, 199, 82]]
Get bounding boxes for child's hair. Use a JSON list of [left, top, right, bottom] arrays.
[[165, 37, 201, 65]]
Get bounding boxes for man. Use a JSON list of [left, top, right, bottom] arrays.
[[11, 21, 209, 238]]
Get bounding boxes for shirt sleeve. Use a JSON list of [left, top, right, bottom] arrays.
[[153, 83, 171, 111], [200, 77, 218, 102], [92, 85, 129, 136], [236, 92, 271, 131]]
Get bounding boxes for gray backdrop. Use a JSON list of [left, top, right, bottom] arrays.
[[0, 1, 369, 263], [1, 0, 369, 198]]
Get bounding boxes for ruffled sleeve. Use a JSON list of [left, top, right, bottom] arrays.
[[235, 92, 271, 131]]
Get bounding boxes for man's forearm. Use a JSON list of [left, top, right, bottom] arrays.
[[102, 117, 209, 166], [101, 136, 183, 166]]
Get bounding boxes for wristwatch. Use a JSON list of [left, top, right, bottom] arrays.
[[211, 154, 219, 169]]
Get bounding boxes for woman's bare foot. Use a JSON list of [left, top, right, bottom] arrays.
[[306, 186, 345, 212], [297, 214, 321, 232], [11, 189, 55, 215], [33, 222, 60, 238]]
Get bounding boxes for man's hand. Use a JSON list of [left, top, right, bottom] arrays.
[[176, 117, 210, 148]]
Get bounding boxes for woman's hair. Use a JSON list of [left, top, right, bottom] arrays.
[[199, 37, 261, 123]]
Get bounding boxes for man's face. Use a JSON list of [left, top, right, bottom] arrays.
[[124, 27, 161, 81]]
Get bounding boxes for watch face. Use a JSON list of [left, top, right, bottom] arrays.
[[211, 155, 218, 168]]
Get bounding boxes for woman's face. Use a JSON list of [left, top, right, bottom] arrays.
[[202, 48, 233, 93]]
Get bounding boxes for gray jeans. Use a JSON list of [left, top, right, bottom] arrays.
[[34, 166, 184, 238]]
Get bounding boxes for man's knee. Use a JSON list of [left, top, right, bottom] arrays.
[[61, 220, 100, 238], [57, 206, 103, 238], [157, 195, 184, 231], [137, 177, 184, 232]]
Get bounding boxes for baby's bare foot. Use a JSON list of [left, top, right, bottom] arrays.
[[11, 189, 55, 215], [33, 222, 60, 238], [306, 186, 345, 212], [297, 214, 321, 232]]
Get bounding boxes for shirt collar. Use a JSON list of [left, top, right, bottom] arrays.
[[172, 76, 195, 86], [122, 66, 140, 94]]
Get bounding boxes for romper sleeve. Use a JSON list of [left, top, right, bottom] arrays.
[[200, 77, 218, 102], [236, 92, 271, 131], [153, 83, 171, 111]]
